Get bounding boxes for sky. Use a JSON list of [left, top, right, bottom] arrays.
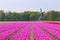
[[0, 0, 60, 12]]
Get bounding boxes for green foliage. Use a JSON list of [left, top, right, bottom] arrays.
[[0, 10, 60, 21], [0, 10, 5, 21], [30, 12, 40, 21], [45, 10, 60, 21]]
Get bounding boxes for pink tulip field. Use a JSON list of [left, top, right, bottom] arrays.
[[0, 22, 60, 40]]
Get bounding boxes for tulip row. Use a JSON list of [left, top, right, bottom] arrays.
[[0, 22, 60, 40]]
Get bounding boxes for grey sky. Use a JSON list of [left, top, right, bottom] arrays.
[[0, 0, 60, 12]]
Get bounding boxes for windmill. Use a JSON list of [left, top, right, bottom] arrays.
[[39, 9, 45, 21]]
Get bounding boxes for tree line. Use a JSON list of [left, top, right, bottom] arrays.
[[0, 10, 60, 21]]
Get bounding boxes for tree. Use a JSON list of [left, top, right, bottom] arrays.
[[30, 12, 40, 21], [0, 10, 5, 21], [5, 11, 13, 21]]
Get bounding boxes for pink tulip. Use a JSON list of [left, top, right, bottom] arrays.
[[0, 22, 60, 40]]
